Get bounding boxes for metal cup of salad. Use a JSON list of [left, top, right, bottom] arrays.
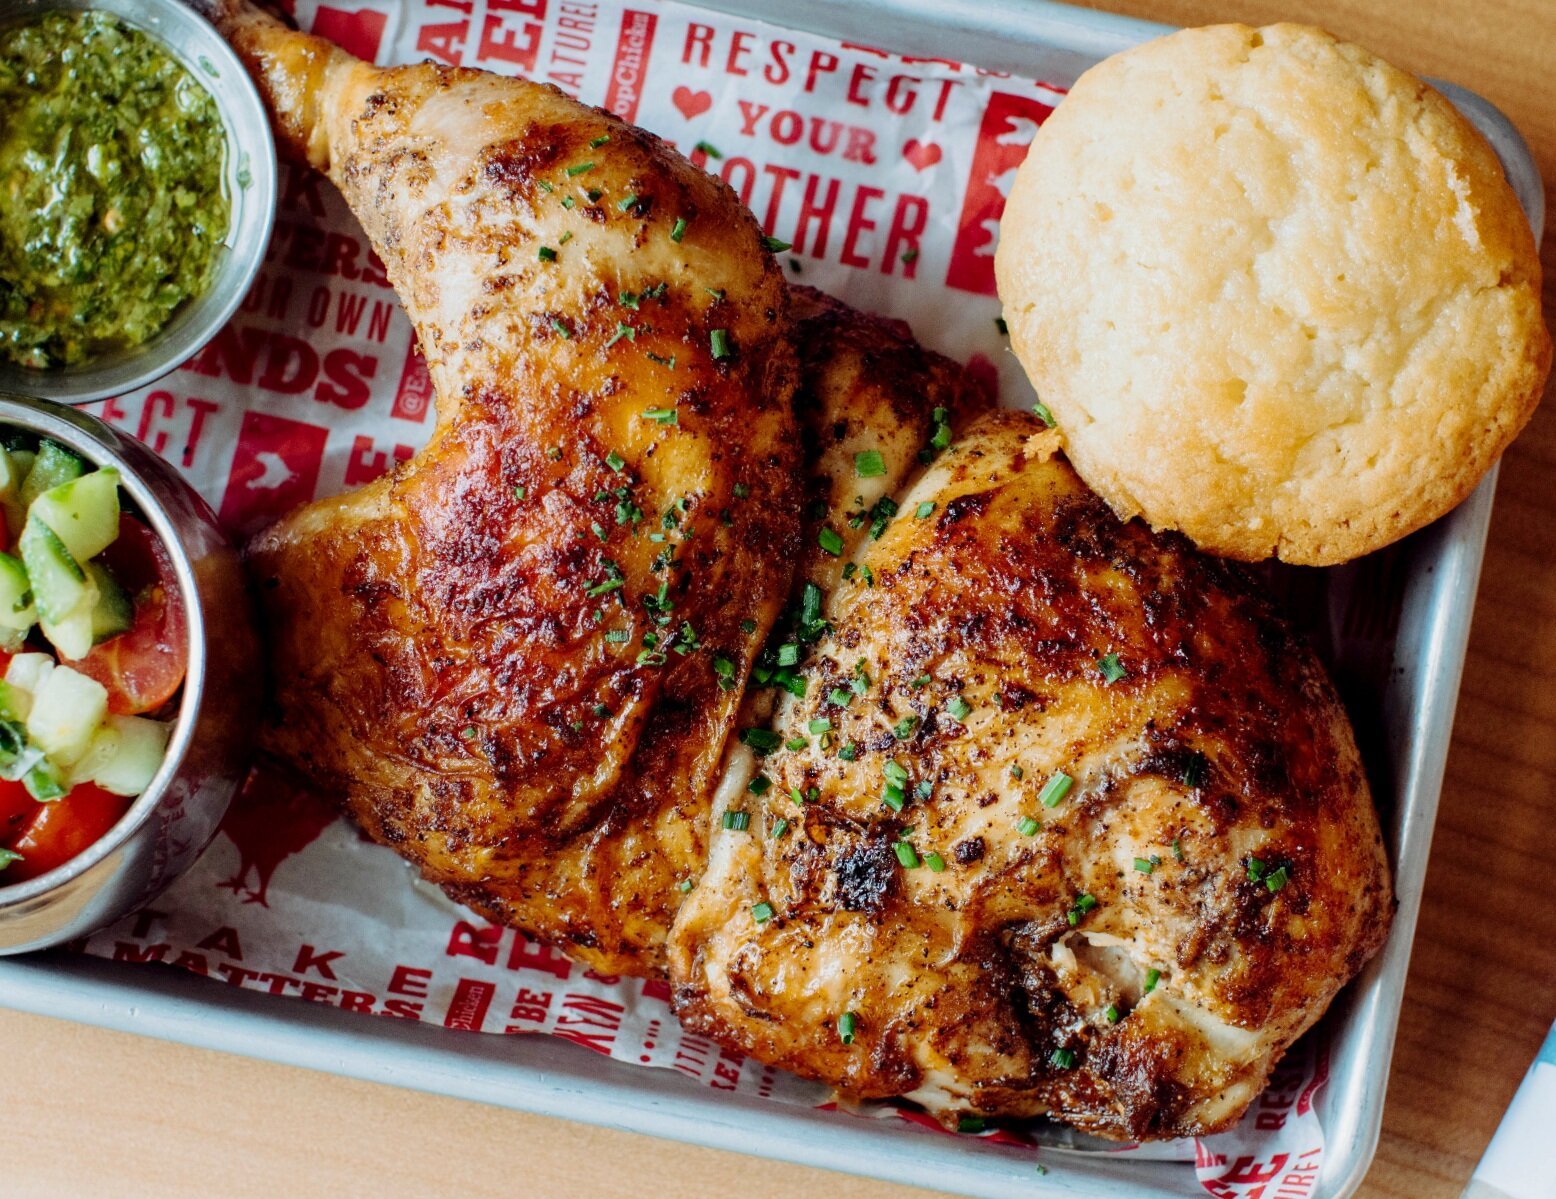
[[0, 395, 258, 952]]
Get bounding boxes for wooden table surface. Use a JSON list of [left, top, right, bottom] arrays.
[[5, 1, 1555, 1196]]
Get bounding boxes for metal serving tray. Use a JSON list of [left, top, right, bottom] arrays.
[[0, 3, 1543, 1197]]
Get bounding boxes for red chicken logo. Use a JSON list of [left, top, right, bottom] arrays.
[[216, 765, 338, 906]]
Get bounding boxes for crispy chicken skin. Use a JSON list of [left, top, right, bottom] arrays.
[[222, 2, 800, 974], [669, 409, 1393, 1138], [450, 287, 991, 952]]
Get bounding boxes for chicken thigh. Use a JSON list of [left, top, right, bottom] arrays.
[[669, 409, 1392, 1138], [223, 1, 799, 974]]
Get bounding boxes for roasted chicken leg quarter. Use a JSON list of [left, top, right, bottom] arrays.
[[669, 409, 1393, 1139], [219, 0, 800, 975]]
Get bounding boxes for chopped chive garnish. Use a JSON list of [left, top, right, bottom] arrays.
[[770, 819, 791, 841], [558, 230, 573, 244], [733, 483, 750, 500], [741, 728, 783, 754], [1050, 1047, 1076, 1069], [605, 322, 636, 348], [1098, 653, 1126, 684], [722, 810, 750, 832], [538, 179, 554, 193], [670, 217, 688, 243], [761, 236, 792, 252], [1246, 857, 1267, 882], [604, 450, 626, 473], [1265, 865, 1291, 893], [1144, 968, 1161, 994], [855, 450, 886, 478], [750, 901, 774, 923], [995, 316, 1009, 335], [677, 878, 694, 893], [617, 193, 639, 212], [828, 688, 852, 707], [1033, 400, 1056, 428], [590, 134, 611, 148], [915, 501, 935, 519], [893, 714, 918, 740], [1067, 893, 1097, 926], [636, 649, 667, 667], [460, 726, 478, 740], [776, 643, 800, 667], [739, 618, 757, 634], [1017, 816, 1040, 837], [958, 1116, 985, 1134], [591, 521, 608, 542], [900, 248, 918, 264], [947, 696, 972, 721], [924, 851, 946, 872], [586, 188, 603, 202], [1134, 856, 1156, 874], [1105, 1004, 1121, 1023], [784, 736, 807, 751], [705, 286, 725, 300], [551, 317, 573, 339], [881, 785, 905, 813], [818, 527, 843, 556], [592, 703, 612, 718], [565, 161, 595, 176], [1173, 837, 1186, 861], [604, 629, 630, 643], [538, 245, 557, 262], [838, 1010, 857, 1044], [910, 674, 930, 689], [642, 407, 678, 425], [838, 741, 858, 761], [748, 775, 771, 796], [883, 761, 908, 785], [1010, 764, 1024, 780], [586, 578, 623, 597], [808, 717, 832, 735], [1181, 756, 1205, 788], [514, 485, 527, 500], [561, 195, 576, 209], [894, 841, 919, 868], [646, 352, 677, 369], [1039, 772, 1074, 808], [710, 328, 732, 360]]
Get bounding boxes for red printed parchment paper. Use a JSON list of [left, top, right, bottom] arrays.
[[77, 1, 1330, 1189]]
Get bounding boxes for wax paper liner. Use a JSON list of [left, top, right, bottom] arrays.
[[72, 1, 1354, 1189]]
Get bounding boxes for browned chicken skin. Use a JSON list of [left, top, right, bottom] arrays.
[[669, 411, 1392, 1138], [217, 2, 1393, 1138], [225, 3, 800, 973]]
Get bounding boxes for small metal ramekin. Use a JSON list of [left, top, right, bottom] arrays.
[[0, 0, 277, 404], [0, 395, 259, 952]]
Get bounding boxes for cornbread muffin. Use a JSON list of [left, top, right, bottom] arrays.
[[995, 22, 1550, 564]]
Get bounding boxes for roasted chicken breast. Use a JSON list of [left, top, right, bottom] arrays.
[[669, 409, 1392, 1139], [224, 2, 800, 974]]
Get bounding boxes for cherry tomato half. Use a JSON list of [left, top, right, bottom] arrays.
[[3, 783, 131, 882], [74, 514, 189, 716]]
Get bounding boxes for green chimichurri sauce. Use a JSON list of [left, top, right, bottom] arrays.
[[0, 11, 231, 370]]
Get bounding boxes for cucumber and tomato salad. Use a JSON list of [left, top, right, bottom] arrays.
[[0, 437, 188, 884]]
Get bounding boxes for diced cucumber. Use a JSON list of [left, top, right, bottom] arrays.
[[7, 449, 34, 479], [0, 680, 31, 723], [29, 468, 120, 563], [0, 448, 24, 539], [85, 562, 131, 644], [20, 440, 86, 508], [5, 653, 53, 695], [19, 516, 90, 624], [24, 759, 66, 801], [25, 664, 108, 766], [0, 551, 34, 633], [90, 715, 169, 796], [40, 606, 95, 661]]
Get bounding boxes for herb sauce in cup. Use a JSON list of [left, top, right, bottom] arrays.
[[0, 11, 231, 370]]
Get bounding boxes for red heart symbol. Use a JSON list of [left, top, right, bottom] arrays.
[[903, 138, 943, 171], [672, 87, 713, 120]]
